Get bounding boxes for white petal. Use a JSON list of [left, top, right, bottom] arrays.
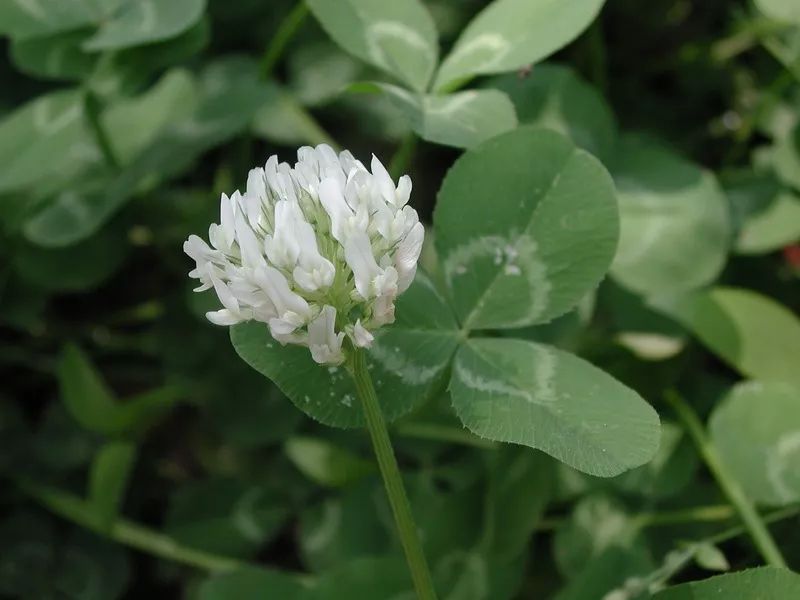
[[344, 231, 381, 299], [184, 234, 212, 262], [219, 193, 236, 248], [370, 154, 395, 206], [210, 271, 239, 314], [265, 200, 301, 269], [319, 177, 352, 243], [348, 320, 374, 348], [308, 305, 345, 365], [254, 266, 311, 320], [395, 175, 412, 208], [395, 221, 424, 293], [206, 309, 243, 326], [234, 208, 264, 269], [246, 168, 267, 200]]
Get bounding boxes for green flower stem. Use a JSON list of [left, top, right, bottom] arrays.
[[665, 391, 787, 568], [259, 2, 309, 80], [348, 348, 438, 600], [83, 91, 120, 170], [18, 480, 247, 573]]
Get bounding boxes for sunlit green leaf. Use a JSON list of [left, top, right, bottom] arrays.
[[736, 192, 800, 254], [434, 0, 606, 91], [102, 68, 197, 164], [82, 0, 206, 51], [0, 89, 97, 195], [652, 567, 800, 599], [307, 0, 438, 91], [0, 0, 99, 39], [610, 135, 731, 296], [754, 0, 800, 24], [24, 59, 269, 247], [435, 127, 619, 330], [357, 82, 517, 149], [450, 338, 660, 477]]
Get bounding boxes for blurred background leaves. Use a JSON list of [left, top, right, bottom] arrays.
[[1, 0, 800, 599]]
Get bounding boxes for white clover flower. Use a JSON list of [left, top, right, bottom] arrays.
[[184, 144, 425, 366]]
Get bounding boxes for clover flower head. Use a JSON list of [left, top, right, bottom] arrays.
[[184, 144, 425, 366]]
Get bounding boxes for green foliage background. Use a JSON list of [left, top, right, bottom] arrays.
[[1, 0, 800, 598]]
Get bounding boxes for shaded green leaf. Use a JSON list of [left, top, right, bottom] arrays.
[[613, 421, 698, 499], [165, 478, 289, 558], [490, 63, 617, 160], [553, 495, 645, 577], [285, 436, 373, 487], [252, 81, 336, 147], [658, 287, 800, 387], [484, 446, 554, 560], [299, 480, 391, 572], [197, 567, 305, 600], [231, 273, 460, 428], [311, 556, 414, 599], [12, 223, 129, 291], [58, 344, 179, 436], [450, 338, 660, 477], [554, 549, 652, 600], [288, 41, 362, 106], [307, 0, 438, 91], [434, 0, 606, 91], [88, 440, 137, 529], [435, 127, 619, 330], [710, 380, 800, 506], [10, 29, 97, 80]]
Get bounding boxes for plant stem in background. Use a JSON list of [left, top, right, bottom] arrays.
[[19, 481, 246, 573], [389, 133, 418, 179], [348, 348, 439, 600], [666, 391, 788, 568], [84, 91, 120, 170], [586, 19, 608, 95], [260, 2, 310, 80], [255, 1, 337, 150]]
